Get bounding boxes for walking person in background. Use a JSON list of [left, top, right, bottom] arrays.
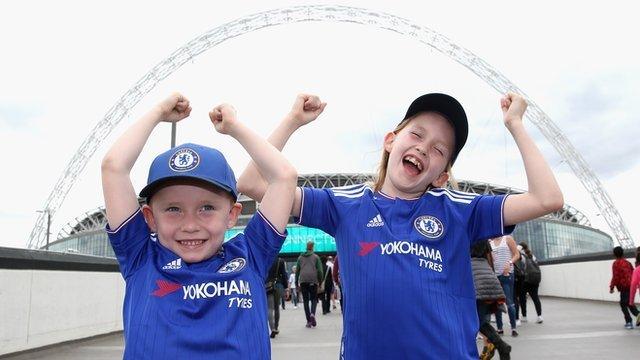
[[490, 235, 520, 336], [288, 265, 299, 308], [513, 244, 526, 326], [332, 255, 343, 312], [518, 241, 543, 324], [296, 241, 323, 328], [629, 252, 640, 326], [321, 256, 335, 315], [609, 246, 639, 329], [266, 256, 287, 338], [277, 259, 288, 310], [471, 240, 512, 360]]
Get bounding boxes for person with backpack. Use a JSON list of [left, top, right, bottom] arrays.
[[518, 241, 543, 324], [295, 241, 324, 328]]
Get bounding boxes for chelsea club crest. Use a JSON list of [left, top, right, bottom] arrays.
[[169, 148, 200, 172], [414, 215, 444, 239], [218, 258, 247, 274]]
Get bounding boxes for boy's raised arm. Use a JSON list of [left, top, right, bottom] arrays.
[[501, 93, 564, 226], [209, 104, 299, 233], [236, 94, 326, 218], [101, 93, 191, 229]]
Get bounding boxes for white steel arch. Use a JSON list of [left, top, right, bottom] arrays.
[[28, 4, 634, 249]]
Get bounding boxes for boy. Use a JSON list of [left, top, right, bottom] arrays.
[[101, 92, 297, 359], [609, 246, 639, 329]]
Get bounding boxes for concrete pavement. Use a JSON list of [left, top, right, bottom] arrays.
[[3, 297, 639, 359]]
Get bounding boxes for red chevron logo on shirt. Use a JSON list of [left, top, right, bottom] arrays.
[[358, 241, 380, 256], [151, 279, 181, 297]]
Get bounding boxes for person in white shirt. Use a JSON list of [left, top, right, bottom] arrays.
[[288, 265, 299, 308]]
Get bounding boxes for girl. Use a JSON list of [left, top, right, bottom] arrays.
[[489, 234, 520, 336], [237, 92, 563, 359], [519, 241, 544, 324], [471, 240, 512, 360], [629, 252, 640, 327]]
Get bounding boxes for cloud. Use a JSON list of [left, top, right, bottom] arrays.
[[0, 103, 43, 130]]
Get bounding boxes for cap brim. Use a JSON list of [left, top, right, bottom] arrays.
[[139, 176, 237, 200]]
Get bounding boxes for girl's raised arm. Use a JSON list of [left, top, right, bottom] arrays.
[[501, 93, 564, 226]]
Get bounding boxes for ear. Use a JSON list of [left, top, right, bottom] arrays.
[[431, 171, 450, 188], [383, 131, 396, 153], [141, 204, 157, 232], [226, 202, 243, 229]]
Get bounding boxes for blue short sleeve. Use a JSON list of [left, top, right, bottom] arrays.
[[467, 194, 515, 243], [242, 210, 287, 280], [105, 208, 151, 279], [295, 187, 339, 236]]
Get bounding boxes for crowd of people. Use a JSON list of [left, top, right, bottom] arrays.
[[265, 242, 343, 336]]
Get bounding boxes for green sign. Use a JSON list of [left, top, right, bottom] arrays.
[[224, 225, 336, 254]]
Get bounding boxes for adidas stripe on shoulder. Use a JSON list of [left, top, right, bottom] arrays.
[[427, 188, 477, 204], [332, 183, 371, 198]]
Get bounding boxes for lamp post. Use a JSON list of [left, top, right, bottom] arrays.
[[171, 123, 176, 148]]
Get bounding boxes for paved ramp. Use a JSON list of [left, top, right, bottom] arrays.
[[3, 297, 638, 359]]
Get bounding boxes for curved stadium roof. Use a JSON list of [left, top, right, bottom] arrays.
[[57, 173, 591, 239]]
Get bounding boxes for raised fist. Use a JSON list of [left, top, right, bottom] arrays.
[[209, 103, 238, 134], [501, 92, 527, 126], [289, 93, 327, 127], [156, 92, 191, 123]]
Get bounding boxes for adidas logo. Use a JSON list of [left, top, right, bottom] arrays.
[[366, 214, 384, 228], [162, 258, 182, 270]]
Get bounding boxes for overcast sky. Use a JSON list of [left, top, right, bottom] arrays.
[[1, 0, 639, 249]]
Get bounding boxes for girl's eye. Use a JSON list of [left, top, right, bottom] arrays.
[[435, 147, 444, 156], [411, 131, 421, 138], [166, 206, 180, 213]]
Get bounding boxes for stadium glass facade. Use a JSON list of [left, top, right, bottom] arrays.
[[512, 219, 613, 260], [47, 218, 612, 261], [45, 174, 614, 261]]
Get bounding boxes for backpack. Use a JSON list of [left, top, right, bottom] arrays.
[[513, 251, 526, 280], [524, 254, 541, 284], [298, 253, 320, 284]]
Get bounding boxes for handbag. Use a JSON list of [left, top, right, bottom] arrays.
[[265, 260, 280, 292], [317, 267, 329, 294]]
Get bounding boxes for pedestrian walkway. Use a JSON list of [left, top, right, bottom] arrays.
[[3, 297, 638, 359]]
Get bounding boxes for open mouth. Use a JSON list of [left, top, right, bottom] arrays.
[[402, 155, 423, 175], [177, 239, 207, 248]]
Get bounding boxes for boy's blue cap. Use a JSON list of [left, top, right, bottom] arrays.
[[139, 143, 238, 201]]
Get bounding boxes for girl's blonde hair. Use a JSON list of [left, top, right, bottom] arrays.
[[371, 114, 459, 192]]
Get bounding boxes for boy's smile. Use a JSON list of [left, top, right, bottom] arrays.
[[142, 179, 241, 264], [382, 112, 455, 198]]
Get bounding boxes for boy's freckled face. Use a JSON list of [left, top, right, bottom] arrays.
[[383, 112, 455, 197], [143, 182, 239, 264]]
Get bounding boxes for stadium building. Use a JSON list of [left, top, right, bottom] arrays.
[[47, 173, 613, 261]]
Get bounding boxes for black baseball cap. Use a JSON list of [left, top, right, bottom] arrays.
[[401, 93, 468, 164]]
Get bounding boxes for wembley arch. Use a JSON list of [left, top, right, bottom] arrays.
[[28, 5, 635, 249]]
